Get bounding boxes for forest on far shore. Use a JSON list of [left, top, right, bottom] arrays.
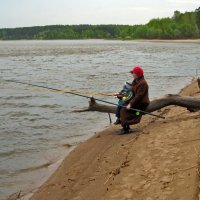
[[0, 7, 200, 40]]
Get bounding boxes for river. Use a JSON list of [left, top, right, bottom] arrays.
[[0, 40, 199, 199]]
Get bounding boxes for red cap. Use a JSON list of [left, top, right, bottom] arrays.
[[130, 66, 144, 77]]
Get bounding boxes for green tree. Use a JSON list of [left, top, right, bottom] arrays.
[[0, 8, 200, 40], [196, 7, 200, 30]]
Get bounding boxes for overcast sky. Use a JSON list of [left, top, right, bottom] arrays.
[[0, 0, 199, 28]]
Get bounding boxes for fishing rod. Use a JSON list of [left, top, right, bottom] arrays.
[[15, 87, 112, 97], [4, 79, 165, 119]]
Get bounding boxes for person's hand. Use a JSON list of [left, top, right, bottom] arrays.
[[126, 103, 131, 110], [112, 93, 119, 96]]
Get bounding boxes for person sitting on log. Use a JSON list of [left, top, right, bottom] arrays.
[[112, 82, 132, 125], [120, 66, 150, 134]]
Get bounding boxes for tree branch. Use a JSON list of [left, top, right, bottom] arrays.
[[73, 94, 200, 114]]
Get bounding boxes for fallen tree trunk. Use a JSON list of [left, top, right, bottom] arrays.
[[74, 94, 200, 114]]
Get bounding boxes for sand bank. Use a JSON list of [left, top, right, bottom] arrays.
[[129, 39, 200, 43], [29, 79, 200, 200]]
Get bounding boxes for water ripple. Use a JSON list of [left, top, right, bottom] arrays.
[[0, 40, 199, 199]]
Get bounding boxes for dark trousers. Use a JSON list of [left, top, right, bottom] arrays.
[[115, 106, 122, 118], [121, 103, 149, 127]]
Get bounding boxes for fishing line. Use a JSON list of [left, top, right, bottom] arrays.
[[4, 79, 165, 119]]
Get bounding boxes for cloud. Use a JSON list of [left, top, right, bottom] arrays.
[[0, 0, 199, 28]]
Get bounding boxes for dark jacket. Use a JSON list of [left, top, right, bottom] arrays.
[[129, 76, 150, 108]]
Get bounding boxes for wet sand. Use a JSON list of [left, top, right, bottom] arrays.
[[28, 79, 200, 200]]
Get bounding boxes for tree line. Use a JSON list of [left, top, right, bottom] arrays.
[[0, 7, 200, 40]]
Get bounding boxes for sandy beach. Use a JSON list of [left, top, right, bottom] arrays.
[[22, 79, 200, 200], [131, 39, 200, 43]]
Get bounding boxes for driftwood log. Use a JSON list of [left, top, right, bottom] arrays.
[[74, 94, 200, 115], [74, 79, 200, 115]]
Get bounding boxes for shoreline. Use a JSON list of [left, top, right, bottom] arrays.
[[27, 78, 200, 200], [1, 39, 200, 43], [129, 39, 200, 43], [9, 121, 111, 200]]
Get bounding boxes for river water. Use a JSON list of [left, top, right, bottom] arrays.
[[0, 40, 199, 199]]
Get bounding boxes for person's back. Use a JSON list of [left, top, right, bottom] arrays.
[[130, 75, 150, 110]]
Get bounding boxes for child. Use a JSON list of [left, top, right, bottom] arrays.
[[113, 82, 132, 125]]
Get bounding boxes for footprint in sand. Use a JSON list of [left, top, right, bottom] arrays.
[[122, 190, 133, 198], [163, 160, 172, 165], [145, 198, 153, 200], [136, 150, 146, 158]]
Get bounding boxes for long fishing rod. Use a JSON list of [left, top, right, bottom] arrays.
[[4, 79, 165, 119]]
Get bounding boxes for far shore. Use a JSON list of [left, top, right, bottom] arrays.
[[131, 38, 200, 43], [0, 38, 200, 43]]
